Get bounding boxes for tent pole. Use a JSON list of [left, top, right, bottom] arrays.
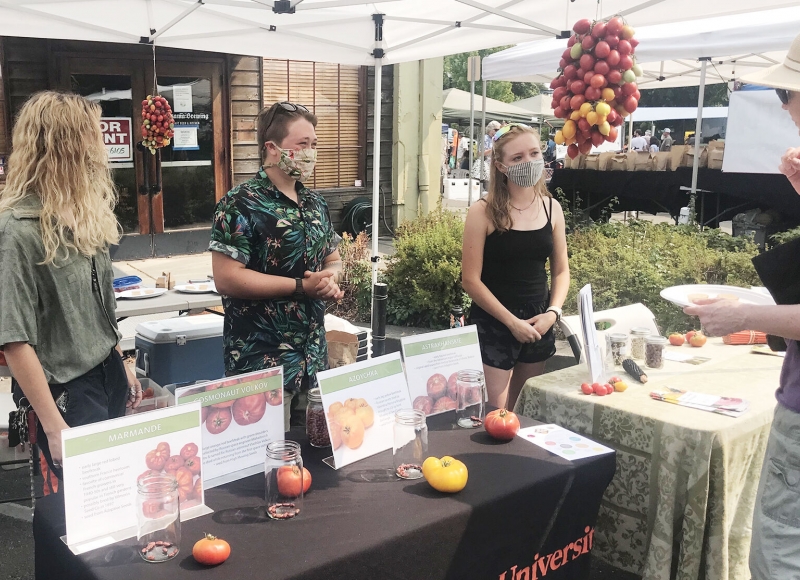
[[479, 79, 487, 192], [468, 75, 475, 206], [690, 58, 708, 227], [371, 58, 382, 287]]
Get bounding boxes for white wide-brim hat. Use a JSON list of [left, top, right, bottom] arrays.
[[741, 32, 800, 91]]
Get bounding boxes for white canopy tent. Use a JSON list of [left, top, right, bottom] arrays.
[[482, 6, 800, 217], [1, 0, 797, 328], [512, 94, 558, 124], [443, 88, 534, 123]]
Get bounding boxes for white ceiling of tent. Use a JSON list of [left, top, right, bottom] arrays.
[[482, 6, 800, 88], [1, 0, 799, 66]]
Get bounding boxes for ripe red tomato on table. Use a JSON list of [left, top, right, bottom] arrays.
[[232, 393, 267, 426], [581, 383, 593, 395], [192, 534, 231, 566], [593, 384, 606, 396], [484, 409, 521, 441], [276, 465, 312, 498]]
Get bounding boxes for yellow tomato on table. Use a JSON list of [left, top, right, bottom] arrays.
[[422, 456, 468, 493]]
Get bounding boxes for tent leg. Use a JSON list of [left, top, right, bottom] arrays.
[[468, 76, 475, 206], [689, 58, 708, 226], [370, 59, 382, 291], [479, 80, 487, 192]]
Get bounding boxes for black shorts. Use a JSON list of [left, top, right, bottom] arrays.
[[469, 300, 556, 370]]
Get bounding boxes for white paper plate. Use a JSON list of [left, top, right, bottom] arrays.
[[116, 288, 168, 300], [174, 283, 217, 294], [660, 284, 775, 308]]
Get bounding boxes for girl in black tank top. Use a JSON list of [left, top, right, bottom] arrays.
[[461, 124, 570, 411]]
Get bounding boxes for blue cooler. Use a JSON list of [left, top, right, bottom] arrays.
[[135, 315, 225, 387]]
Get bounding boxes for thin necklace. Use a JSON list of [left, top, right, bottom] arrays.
[[509, 196, 537, 213]]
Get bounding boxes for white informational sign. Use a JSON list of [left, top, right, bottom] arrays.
[[578, 284, 604, 385], [61, 405, 209, 555], [175, 368, 284, 489], [400, 326, 483, 417], [100, 117, 133, 162], [317, 353, 412, 470], [517, 424, 613, 461], [724, 88, 799, 174], [172, 125, 199, 151], [172, 85, 193, 113]]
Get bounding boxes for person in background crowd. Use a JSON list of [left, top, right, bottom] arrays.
[[660, 128, 674, 152], [687, 132, 697, 146], [630, 130, 648, 151], [210, 101, 343, 430], [0, 92, 141, 480], [544, 133, 557, 166], [683, 31, 800, 580], [462, 123, 569, 411], [649, 136, 660, 153], [473, 120, 501, 191]]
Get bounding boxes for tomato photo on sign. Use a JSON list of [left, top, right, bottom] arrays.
[[175, 467, 194, 502], [145, 446, 169, 471], [164, 455, 184, 474], [184, 455, 201, 476], [180, 442, 198, 460], [206, 407, 232, 435], [276, 465, 312, 498], [232, 393, 267, 426], [265, 388, 282, 407]]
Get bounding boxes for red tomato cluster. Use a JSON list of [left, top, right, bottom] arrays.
[[140, 94, 175, 155], [580, 382, 615, 396], [552, 16, 642, 159], [139, 442, 203, 516]]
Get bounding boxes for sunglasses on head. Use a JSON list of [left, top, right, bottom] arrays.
[[492, 122, 532, 142], [262, 101, 310, 135], [776, 89, 792, 105]]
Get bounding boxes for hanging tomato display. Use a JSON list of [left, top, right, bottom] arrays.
[[551, 16, 642, 158], [140, 94, 175, 155]]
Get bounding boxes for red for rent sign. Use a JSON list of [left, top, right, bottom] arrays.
[[100, 117, 133, 162]]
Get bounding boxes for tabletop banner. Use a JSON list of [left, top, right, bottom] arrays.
[[400, 325, 484, 417], [175, 367, 284, 489], [60, 404, 209, 555], [317, 352, 412, 470], [578, 284, 605, 385]]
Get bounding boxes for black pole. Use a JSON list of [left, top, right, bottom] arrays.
[[371, 283, 388, 357]]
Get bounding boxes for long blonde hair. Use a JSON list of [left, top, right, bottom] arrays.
[[486, 124, 550, 233], [0, 91, 121, 264]]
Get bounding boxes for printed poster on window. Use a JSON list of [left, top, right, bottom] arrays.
[[172, 85, 193, 113], [175, 368, 284, 488], [400, 326, 484, 417], [317, 353, 412, 470], [60, 404, 209, 555], [172, 124, 199, 150]]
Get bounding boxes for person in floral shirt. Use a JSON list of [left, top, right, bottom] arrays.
[[210, 102, 343, 429]]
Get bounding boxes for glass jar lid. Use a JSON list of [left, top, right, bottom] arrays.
[[646, 335, 669, 345], [266, 440, 301, 461], [307, 387, 322, 404], [609, 333, 628, 341], [395, 409, 426, 427], [630, 327, 651, 336]]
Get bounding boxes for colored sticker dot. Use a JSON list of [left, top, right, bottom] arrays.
[[569, 436, 581, 441], [593, 447, 604, 451], [561, 444, 572, 448], [563, 449, 575, 455], [576, 443, 589, 448], [545, 441, 556, 445]]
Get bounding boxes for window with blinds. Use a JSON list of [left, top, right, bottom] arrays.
[[263, 60, 364, 190]]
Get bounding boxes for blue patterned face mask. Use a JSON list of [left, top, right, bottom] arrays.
[[266, 143, 317, 181], [501, 158, 545, 187]]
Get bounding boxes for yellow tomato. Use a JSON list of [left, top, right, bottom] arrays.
[[585, 111, 598, 126], [601, 88, 615, 103], [598, 121, 611, 136], [596, 115, 607, 125], [569, 110, 582, 121], [422, 456, 468, 493], [562, 120, 577, 139], [595, 102, 611, 117], [579, 102, 593, 118], [554, 131, 565, 145]]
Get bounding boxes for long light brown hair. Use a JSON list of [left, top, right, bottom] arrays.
[[486, 124, 551, 233], [0, 91, 121, 264]]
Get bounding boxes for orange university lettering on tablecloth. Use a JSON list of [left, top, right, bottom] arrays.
[[497, 526, 594, 580]]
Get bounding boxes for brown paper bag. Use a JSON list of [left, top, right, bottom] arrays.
[[708, 148, 724, 170], [632, 151, 653, 171], [326, 330, 359, 368], [685, 145, 707, 168], [669, 145, 688, 171], [608, 154, 628, 171], [654, 151, 671, 171], [598, 152, 615, 171], [583, 154, 601, 170]]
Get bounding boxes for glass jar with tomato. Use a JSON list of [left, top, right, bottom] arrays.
[[265, 440, 304, 520], [393, 409, 428, 479], [136, 474, 181, 562], [455, 370, 486, 429]]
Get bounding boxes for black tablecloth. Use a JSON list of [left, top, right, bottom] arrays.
[[549, 167, 800, 223], [33, 412, 615, 580]]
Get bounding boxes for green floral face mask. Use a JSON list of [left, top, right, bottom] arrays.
[[266, 143, 317, 181]]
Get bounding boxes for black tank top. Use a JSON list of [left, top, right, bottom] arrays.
[[480, 197, 553, 307]]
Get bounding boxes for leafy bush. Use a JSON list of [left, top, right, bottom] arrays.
[[326, 231, 372, 322], [771, 225, 800, 246], [565, 220, 760, 333], [384, 209, 470, 328]]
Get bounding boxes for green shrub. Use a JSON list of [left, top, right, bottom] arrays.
[[564, 220, 760, 333], [384, 209, 469, 328], [326, 231, 373, 322]]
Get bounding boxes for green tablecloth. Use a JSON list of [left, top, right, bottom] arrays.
[[514, 340, 783, 580]]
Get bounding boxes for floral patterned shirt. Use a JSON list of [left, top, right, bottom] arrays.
[[209, 169, 339, 392]]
